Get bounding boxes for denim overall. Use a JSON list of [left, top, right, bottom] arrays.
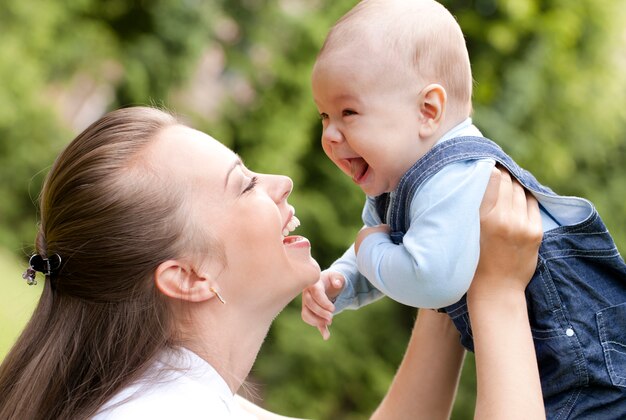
[[375, 136, 626, 419]]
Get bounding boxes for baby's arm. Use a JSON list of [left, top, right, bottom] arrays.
[[354, 224, 390, 255], [301, 199, 386, 339], [301, 246, 384, 340], [357, 159, 495, 308], [330, 244, 385, 312]]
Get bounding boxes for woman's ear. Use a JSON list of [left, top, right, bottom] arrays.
[[418, 83, 447, 138], [155, 260, 215, 303]]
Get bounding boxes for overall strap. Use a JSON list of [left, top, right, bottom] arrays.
[[375, 136, 553, 244], [374, 193, 390, 226]]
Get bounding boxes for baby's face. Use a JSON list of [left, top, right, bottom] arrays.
[[312, 50, 432, 196]]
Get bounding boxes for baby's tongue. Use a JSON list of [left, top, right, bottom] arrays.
[[350, 158, 368, 182]]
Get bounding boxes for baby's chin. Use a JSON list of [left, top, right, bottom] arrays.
[[358, 180, 394, 198]]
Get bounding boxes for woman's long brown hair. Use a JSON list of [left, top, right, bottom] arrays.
[[0, 107, 192, 419]]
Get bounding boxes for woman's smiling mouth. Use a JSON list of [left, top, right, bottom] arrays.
[[281, 209, 311, 249], [282, 235, 310, 248], [282, 215, 300, 237]]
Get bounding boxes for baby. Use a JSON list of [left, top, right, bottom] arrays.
[[301, 1, 626, 418]]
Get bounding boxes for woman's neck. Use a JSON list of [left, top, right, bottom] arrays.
[[181, 304, 273, 393]]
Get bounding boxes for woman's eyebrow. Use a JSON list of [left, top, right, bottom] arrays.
[[224, 156, 243, 190]]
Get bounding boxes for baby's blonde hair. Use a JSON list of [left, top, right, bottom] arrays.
[[319, 0, 473, 117]]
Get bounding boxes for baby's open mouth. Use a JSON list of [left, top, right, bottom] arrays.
[[349, 158, 369, 183]]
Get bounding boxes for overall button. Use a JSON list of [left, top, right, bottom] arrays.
[[565, 328, 574, 337]]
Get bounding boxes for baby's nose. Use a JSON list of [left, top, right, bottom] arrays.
[[322, 123, 343, 144]]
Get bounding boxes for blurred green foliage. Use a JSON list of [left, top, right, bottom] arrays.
[[0, 249, 41, 361], [1, 0, 625, 419]]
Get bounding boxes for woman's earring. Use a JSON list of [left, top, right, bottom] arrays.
[[210, 287, 226, 304]]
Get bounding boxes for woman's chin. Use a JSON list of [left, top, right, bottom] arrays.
[[299, 258, 321, 286], [283, 236, 321, 282], [292, 259, 321, 292], [306, 260, 322, 283]]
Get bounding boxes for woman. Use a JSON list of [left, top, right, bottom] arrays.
[[0, 107, 543, 419]]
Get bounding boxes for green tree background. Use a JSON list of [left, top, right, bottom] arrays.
[[1, 0, 625, 419]]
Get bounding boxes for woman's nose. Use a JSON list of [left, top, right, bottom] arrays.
[[266, 174, 293, 203]]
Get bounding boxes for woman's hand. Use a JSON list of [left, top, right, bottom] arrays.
[[468, 167, 542, 305], [468, 167, 546, 420]]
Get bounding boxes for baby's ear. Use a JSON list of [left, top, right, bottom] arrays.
[[418, 84, 447, 138], [154, 260, 215, 302]]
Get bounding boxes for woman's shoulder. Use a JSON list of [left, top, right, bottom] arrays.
[[93, 348, 241, 419], [94, 387, 229, 419]]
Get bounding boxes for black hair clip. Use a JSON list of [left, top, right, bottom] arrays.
[[22, 254, 62, 286]]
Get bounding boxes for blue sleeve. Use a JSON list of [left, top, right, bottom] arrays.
[[356, 159, 495, 309], [329, 197, 385, 314]]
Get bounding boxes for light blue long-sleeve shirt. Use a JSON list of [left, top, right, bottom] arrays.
[[331, 119, 558, 312]]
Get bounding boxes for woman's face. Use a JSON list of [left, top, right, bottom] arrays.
[[152, 125, 320, 311]]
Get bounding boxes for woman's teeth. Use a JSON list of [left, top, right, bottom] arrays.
[[282, 215, 301, 237]]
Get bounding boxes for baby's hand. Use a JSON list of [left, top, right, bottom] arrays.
[[301, 270, 345, 340], [355, 224, 391, 255]]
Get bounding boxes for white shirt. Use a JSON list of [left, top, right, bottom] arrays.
[[93, 348, 256, 419]]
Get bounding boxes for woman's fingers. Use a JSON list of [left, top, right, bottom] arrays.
[[477, 165, 544, 293], [503, 168, 542, 245], [526, 192, 543, 243], [479, 168, 502, 220], [498, 167, 514, 213], [526, 192, 541, 225], [511, 178, 527, 219]]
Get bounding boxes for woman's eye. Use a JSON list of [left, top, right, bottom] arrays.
[[342, 109, 357, 117], [319, 113, 329, 121], [242, 176, 258, 194]]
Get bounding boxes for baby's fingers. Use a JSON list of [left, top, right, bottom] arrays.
[[318, 325, 331, 341], [301, 305, 332, 340], [301, 304, 328, 326], [302, 289, 334, 323], [312, 281, 336, 312]]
